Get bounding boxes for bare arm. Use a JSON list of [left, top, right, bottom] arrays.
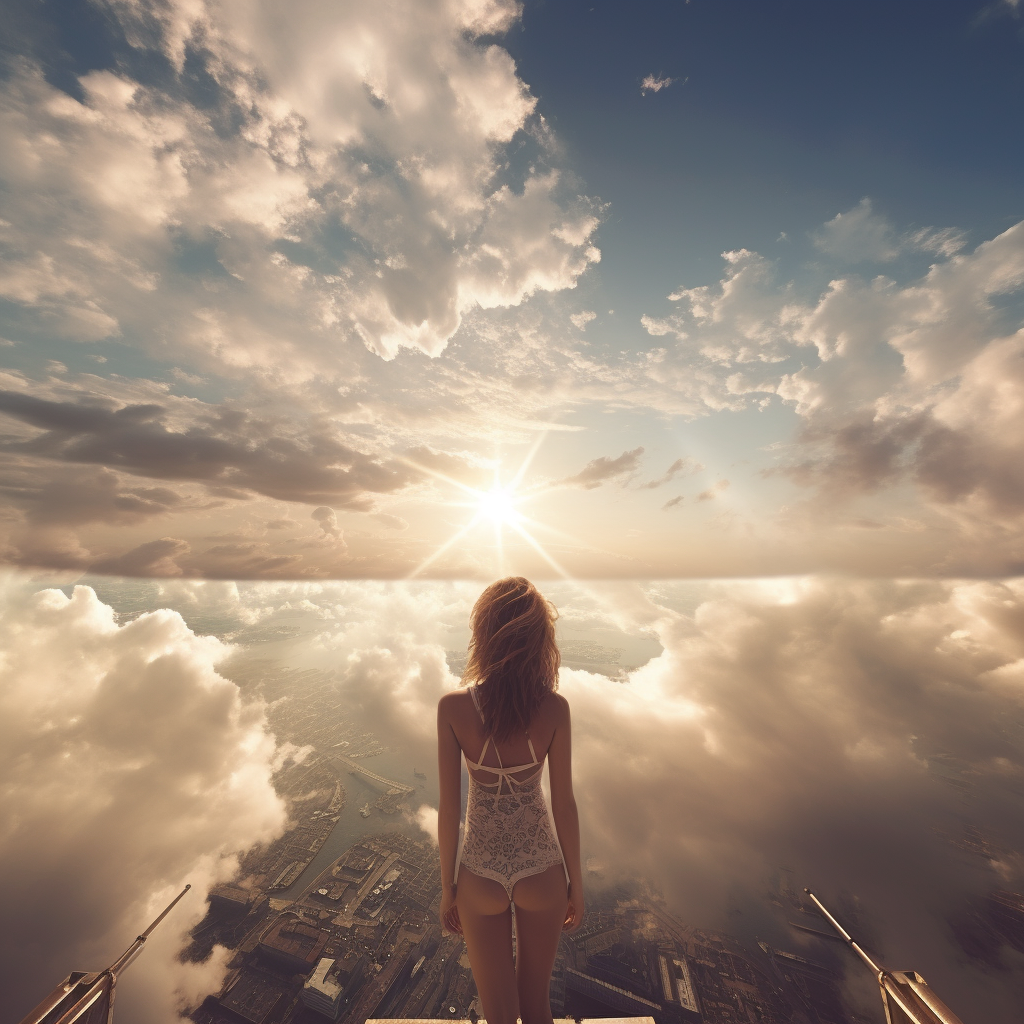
[[436, 695, 463, 932], [548, 695, 584, 930]]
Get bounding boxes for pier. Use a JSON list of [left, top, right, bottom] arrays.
[[331, 753, 414, 794]]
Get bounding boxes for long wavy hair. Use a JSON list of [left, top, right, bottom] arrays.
[[463, 577, 559, 743]]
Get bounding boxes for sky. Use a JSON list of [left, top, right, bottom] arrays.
[[1, 0, 1022, 579], [2, 1, 1024, 1022]]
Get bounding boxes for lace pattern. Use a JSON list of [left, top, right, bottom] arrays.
[[458, 772, 564, 897]]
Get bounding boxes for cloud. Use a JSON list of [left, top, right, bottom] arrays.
[[413, 804, 439, 846], [371, 512, 410, 531], [0, 580, 286, 1024], [558, 447, 645, 490], [93, 536, 192, 576], [813, 198, 965, 263], [640, 214, 1024, 532], [562, 578, 1024, 1019], [0, 464, 190, 528], [696, 479, 729, 502], [641, 74, 676, 94], [0, 388, 417, 508], [661, 495, 684, 510], [570, 310, 597, 330], [640, 457, 702, 489], [0, 0, 601, 368], [311, 505, 341, 538], [249, 576, 1024, 1019]]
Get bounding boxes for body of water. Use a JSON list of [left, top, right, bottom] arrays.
[[278, 745, 441, 900]]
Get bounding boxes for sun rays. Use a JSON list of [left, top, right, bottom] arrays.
[[401, 437, 575, 579]]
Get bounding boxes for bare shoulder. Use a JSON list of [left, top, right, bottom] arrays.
[[541, 690, 570, 724], [438, 688, 470, 720]]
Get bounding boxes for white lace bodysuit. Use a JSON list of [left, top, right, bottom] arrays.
[[455, 685, 565, 898]]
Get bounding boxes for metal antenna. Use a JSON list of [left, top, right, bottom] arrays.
[[107, 883, 192, 978], [804, 889, 964, 1024], [17, 884, 192, 1024]]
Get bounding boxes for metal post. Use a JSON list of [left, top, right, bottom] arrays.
[[17, 884, 192, 1024], [108, 884, 192, 977], [803, 889, 965, 1024]]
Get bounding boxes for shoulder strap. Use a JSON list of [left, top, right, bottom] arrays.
[[469, 685, 506, 780], [468, 685, 486, 724]]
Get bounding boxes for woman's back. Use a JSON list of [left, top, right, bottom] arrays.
[[435, 577, 583, 1024], [443, 685, 564, 790]]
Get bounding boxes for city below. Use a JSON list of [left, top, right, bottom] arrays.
[[175, 657, 1024, 1024]]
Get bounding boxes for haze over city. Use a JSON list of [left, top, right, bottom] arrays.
[[2, 2, 1024, 1023]]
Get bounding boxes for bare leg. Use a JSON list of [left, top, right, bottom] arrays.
[[512, 864, 569, 1024], [456, 867, 518, 1024]]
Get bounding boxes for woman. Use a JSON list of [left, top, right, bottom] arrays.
[[437, 577, 584, 1024]]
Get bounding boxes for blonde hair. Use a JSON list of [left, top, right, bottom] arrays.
[[463, 577, 559, 742]]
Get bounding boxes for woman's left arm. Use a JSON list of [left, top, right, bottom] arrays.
[[436, 694, 463, 933]]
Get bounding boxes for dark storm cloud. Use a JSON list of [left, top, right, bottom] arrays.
[[0, 390, 417, 507], [559, 446, 645, 489]]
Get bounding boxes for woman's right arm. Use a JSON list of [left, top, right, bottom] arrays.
[[548, 694, 585, 932], [437, 694, 463, 934]]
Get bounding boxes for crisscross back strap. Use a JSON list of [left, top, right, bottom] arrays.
[[466, 685, 541, 794]]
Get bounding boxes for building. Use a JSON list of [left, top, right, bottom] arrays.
[[218, 970, 290, 1024], [256, 913, 328, 975], [208, 884, 255, 913], [299, 950, 368, 1019], [658, 954, 701, 1018], [301, 959, 345, 1019]]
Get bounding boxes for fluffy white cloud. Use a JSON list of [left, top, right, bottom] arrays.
[[640, 74, 676, 94], [559, 578, 1024, 1018], [0, 0, 599, 368], [0, 578, 286, 1023], [641, 210, 1024, 531]]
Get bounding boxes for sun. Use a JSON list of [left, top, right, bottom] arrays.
[[401, 436, 576, 578], [477, 484, 521, 526]]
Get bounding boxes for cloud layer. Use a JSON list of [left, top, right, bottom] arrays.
[[641, 210, 1024, 551], [0, 0, 600, 366], [0, 578, 286, 1024], [5, 573, 1024, 1019], [136, 574, 1024, 1020]]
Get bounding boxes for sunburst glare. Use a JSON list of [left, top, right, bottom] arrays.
[[402, 439, 569, 578], [477, 484, 522, 527]]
